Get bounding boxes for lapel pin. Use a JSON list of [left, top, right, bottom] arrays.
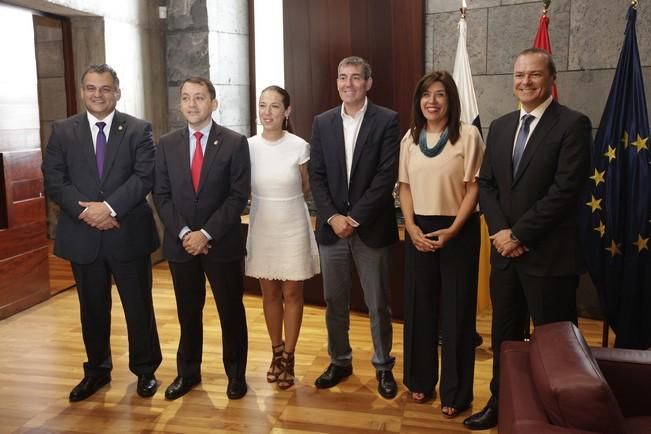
[[213, 140, 219, 146], [118, 125, 124, 131]]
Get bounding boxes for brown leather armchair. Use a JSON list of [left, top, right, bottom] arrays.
[[499, 321, 651, 434]]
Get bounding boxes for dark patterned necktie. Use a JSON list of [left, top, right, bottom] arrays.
[[512, 114, 534, 175]]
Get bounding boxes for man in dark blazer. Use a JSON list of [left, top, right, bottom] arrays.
[[42, 64, 162, 401], [464, 48, 592, 430], [154, 76, 250, 400], [309, 56, 400, 399]]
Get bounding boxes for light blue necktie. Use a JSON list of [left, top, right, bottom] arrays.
[[512, 114, 534, 175]]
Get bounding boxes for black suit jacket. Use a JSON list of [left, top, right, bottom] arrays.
[[309, 101, 400, 248], [42, 111, 159, 264], [478, 100, 592, 276], [154, 121, 250, 263]]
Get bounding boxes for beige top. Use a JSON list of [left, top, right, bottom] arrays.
[[398, 122, 485, 216]]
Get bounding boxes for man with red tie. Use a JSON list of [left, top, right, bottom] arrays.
[[154, 76, 251, 400]]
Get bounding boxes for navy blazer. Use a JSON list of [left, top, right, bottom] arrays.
[[42, 111, 159, 264], [309, 101, 400, 248], [478, 100, 592, 276], [154, 121, 251, 263]]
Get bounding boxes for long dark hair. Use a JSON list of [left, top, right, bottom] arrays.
[[409, 70, 461, 145], [261, 85, 294, 133]]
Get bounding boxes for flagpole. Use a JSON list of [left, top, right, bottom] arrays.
[[543, 0, 550, 15]]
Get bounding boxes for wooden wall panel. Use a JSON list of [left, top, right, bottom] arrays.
[[0, 221, 47, 259], [283, 0, 424, 139], [0, 246, 48, 319], [391, 0, 425, 129], [0, 153, 50, 319]]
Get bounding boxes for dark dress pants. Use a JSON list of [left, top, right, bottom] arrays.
[[489, 263, 578, 399], [403, 213, 480, 409], [168, 256, 248, 381], [71, 244, 162, 378]]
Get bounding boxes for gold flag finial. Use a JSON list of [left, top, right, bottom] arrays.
[[543, 0, 551, 15]]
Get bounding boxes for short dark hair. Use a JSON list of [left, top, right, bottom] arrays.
[[81, 64, 120, 88], [410, 70, 462, 145], [516, 48, 557, 79], [338, 56, 372, 80], [180, 76, 216, 100], [261, 85, 294, 133]]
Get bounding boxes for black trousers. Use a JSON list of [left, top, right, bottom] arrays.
[[403, 213, 480, 409], [489, 263, 578, 400], [168, 256, 248, 380], [71, 248, 161, 378]]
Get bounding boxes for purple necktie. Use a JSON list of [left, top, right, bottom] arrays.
[[96, 121, 106, 178]]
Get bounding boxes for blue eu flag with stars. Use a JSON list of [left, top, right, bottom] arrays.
[[581, 4, 651, 349]]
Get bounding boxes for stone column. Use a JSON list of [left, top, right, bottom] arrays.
[[165, 0, 250, 134]]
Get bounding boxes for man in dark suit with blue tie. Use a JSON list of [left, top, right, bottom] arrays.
[[42, 64, 162, 402], [154, 77, 250, 400], [464, 48, 592, 430], [309, 56, 400, 399]]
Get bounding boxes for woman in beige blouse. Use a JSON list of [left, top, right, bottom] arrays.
[[399, 70, 485, 417]]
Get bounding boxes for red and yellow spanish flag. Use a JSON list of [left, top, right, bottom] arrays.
[[533, 12, 558, 99]]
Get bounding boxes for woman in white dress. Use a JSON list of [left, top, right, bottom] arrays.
[[246, 85, 320, 389]]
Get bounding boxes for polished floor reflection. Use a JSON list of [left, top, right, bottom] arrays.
[[2, 259, 612, 433]]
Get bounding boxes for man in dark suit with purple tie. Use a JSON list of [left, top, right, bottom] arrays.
[[154, 76, 250, 400], [42, 64, 162, 402]]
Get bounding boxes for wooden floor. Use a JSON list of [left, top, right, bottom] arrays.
[[47, 241, 75, 294], [0, 261, 611, 434]]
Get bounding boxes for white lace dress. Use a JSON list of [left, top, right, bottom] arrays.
[[245, 132, 320, 280]]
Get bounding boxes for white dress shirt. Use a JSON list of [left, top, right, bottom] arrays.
[[86, 110, 117, 216], [512, 94, 554, 157], [341, 97, 368, 184], [179, 123, 214, 241]]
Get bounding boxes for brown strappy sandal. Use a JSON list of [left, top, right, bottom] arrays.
[[441, 404, 469, 418], [411, 391, 433, 404], [277, 351, 295, 390], [266, 342, 284, 383]]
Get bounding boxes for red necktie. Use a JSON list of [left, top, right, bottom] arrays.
[[191, 131, 204, 192]]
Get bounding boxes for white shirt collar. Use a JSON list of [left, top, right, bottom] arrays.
[[87, 110, 116, 131], [188, 122, 212, 140], [520, 94, 553, 119], [341, 97, 368, 120]]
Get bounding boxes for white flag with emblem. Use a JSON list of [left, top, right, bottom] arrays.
[[452, 13, 482, 132]]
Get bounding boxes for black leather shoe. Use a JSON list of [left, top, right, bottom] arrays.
[[69, 375, 111, 402], [136, 374, 159, 398], [226, 377, 248, 399], [314, 363, 353, 389], [376, 370, 397, 399], [164, 375, 201, 400], [463, 403, 498, 430]]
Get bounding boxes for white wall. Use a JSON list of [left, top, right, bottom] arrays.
[[253, 0, 284, 133]]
